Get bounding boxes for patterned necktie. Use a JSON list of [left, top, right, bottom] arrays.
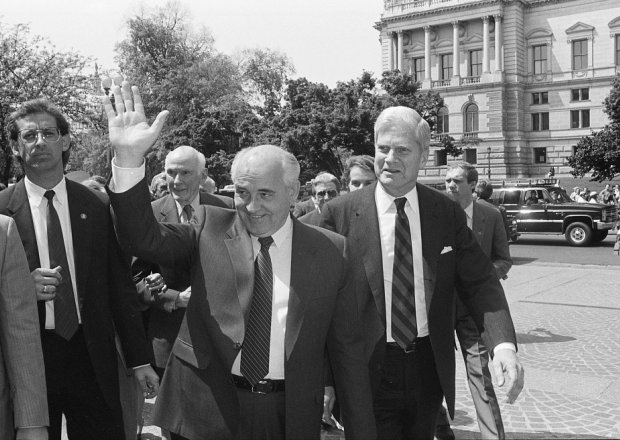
[[44, 190, 78, 340], [391, 197, 417, 349], [241, 236, 274, 385], [181, 204, 195, 224]]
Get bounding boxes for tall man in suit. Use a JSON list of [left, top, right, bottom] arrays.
[[320, 106, 524, 440], [133, 145, 233, 379], [0, 214, 49, 440], [435, 162, 512, 439], [103, 82, 376, 440], [0, 99, 159, 440]]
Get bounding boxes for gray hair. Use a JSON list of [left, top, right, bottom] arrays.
[[231, 144, 300, 188], [165, 145, 206, 171], [374, 106, 431, 152], [446, 161, 478, 184], [312, 172, 341, 192]]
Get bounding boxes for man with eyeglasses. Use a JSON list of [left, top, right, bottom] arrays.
[[0, 98, 159, 440], [293, 172, 340, 223]]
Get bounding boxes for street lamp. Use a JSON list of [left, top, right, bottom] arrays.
[[487, 146, 492, 180]]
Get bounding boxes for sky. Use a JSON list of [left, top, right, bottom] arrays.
[[1, 0, 384, 87]]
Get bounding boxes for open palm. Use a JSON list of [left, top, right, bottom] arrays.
[[102, 82, 169, 167]]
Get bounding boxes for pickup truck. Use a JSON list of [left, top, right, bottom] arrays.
[[489, 184, 618, 246]]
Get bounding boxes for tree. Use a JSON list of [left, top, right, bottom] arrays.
[[0, 22, 101, 183], [568, 74, 620, 181]]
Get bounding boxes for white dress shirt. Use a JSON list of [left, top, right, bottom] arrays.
[[231, 217, 293, 380], [376, 183, 428, 339], [25, 177, 82, 328]]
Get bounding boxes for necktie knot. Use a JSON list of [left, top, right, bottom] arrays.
[[258, 236, 274, 250], [44, 190, 55, 203], [182, 204, 194, 223], [394, 197, 407, 215]]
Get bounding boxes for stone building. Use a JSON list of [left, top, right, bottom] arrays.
[[376, 0, 620, 182]]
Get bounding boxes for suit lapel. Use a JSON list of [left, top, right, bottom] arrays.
[[66, 181, 92, 299], [417, 184, 441, 314], [159, 195, 178, 222], [472, 202, 486, 245], [356, 185, 386, 322], [286, 218, 313, 360], [6, 180, 40, 271]]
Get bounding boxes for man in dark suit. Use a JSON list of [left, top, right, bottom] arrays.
[[0, 99, 159, 440], [133, 145, 232, 379], [320, 106, 524, 440], [435, 162, 512, 439], [0, 215, 49, 440], [103, 82, 376, 440]]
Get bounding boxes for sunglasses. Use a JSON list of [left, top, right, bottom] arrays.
[[315, 190, 338, 198]]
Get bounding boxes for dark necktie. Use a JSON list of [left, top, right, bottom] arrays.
[[181, 204, 195, 224], [44, 190, 78, 340], [391, 197, 417, 349], [241, 236, 274, 385]]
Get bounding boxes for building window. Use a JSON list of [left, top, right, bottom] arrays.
[[534, 147, 547, 164], [413, 57, 425, 82], [464, 148, 477, 164], [464, 103, 479, 133], [616, 35, 620, 66], [570, 109, 590, 128], [572, 39, 588, 70], [437, 107, 449, 134], [533, 45, 547, 74], [571, 88, 589, 101], [469, 50, 482, 77], [532, 113, 549, 131], [441, 54, 453, 80], [532, 92, 548, 105], [435, 149, 447, 166]]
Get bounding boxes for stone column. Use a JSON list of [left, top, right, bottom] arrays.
[[397, 30, 404, 71], [494, 15, 502, 72], [388, 32, 395, 71], [423, 26, 432, 88], [482, 16, 491, 74], [451, 21, 461, 86], [587, 36, 593, 68]]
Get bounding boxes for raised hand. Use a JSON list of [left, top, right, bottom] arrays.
[[102, 80, 169, 168]]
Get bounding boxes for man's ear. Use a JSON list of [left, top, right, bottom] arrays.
[[10, 140, 20, 157], [61, 135, 71, 152]]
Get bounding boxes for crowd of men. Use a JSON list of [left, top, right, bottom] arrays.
[[0, 81, 524, 440], [569, 184, 620, 205]]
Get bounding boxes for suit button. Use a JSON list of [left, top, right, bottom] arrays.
[[233, 342, 242, 350]]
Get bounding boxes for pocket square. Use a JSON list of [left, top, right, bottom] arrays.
[[440, 246, 453, 254]]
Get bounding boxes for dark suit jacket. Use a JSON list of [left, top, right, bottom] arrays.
[[472, 201, 512, 280], [292, 198, 316, 218], [320, 182, 517, 417], [109, 180, 376, 440], [298, 208, 322, 226], [133, 192, 233, 368], [0, 179, 151, 408], [0, 215, 48, 438]]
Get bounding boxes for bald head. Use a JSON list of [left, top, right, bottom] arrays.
[[164, 145, 207, 206], [231, 145, 300, 237]]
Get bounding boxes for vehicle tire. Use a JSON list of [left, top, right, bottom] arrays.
[[565, 222, 593, 246], [592, 230, 608, 242]]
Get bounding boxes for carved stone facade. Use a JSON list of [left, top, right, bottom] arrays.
[[377, 0, 620, 181]]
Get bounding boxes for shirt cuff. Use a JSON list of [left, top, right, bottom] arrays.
[[110, 157, 145, 193], [493, 342, 516, 355]]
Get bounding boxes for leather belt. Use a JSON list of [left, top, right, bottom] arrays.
[[232, 375, 285, 394], [386, 336, 429, 354]]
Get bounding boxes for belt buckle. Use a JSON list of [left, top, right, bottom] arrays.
[[251, 380, 273, 394], [404, 339, 418, 354]]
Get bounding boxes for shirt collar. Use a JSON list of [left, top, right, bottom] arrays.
[[375, 182, 418, 214], [25, 176, 68, 209], [464, 201, 474, 220], [174, 193, 200, 217], [251, 215, 293, 250]]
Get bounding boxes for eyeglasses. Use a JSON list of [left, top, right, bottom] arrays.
[[19, 128, 61, 144], [315, 190, 338, 198]]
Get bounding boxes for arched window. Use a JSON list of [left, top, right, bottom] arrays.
[[464, 103, 479, 133], [437, 107, 449, 134]]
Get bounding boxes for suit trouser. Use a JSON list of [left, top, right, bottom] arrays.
[[42, 328, 125, 440], [454, 303, 505, 440], [373, 338, 443, 440]]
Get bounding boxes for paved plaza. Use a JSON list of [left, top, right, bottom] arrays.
[[134, 261, 620, 439]]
